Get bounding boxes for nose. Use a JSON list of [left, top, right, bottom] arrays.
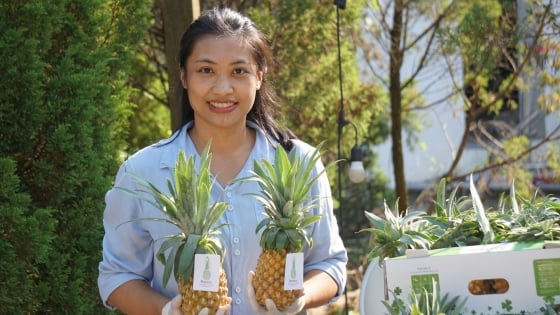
[[213, 74, 233, 93]]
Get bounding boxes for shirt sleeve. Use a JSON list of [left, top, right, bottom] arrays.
[[97, 161, 155, 309], [295, 141, 349, 301]]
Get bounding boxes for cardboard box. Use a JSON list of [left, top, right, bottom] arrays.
[[384, 241, 560, 314]]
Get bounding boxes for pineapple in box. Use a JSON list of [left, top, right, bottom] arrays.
[[121, 145, 231, 314], [247, 144, 326, 310]]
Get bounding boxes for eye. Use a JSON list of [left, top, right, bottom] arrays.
[[232, 68, 248, 75], [199, 67, 213, 74]]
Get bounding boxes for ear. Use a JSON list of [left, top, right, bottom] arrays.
[[256, 70, 264, 90], [180, 68, 187, 89]]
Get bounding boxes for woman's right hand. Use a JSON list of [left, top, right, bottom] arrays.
[[247, 272, 305, 315], [162, 294, 231, 315], [161, 295, 182, 315]]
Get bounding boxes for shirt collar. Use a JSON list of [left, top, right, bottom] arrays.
[[158, 121, 275, 171]]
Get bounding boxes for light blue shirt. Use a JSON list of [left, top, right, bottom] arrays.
[[98, 122, 348, 314]]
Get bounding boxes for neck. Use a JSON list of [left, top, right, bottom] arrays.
[[189, 123, 255, 156], [188, 123, 257, 186]]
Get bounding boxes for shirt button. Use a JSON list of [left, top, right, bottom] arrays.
[[228, 205, 234, 211], [233, 237, 239, 243], [235, 286, 241, 293], [235, 298, 241, 305], [226, 191, 232, 198], [234, 249, 241, 256]]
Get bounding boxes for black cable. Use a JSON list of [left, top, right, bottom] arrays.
[[335, 2, 350, 314]]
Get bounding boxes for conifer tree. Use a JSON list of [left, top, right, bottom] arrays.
[[0, 1, 150, 312]]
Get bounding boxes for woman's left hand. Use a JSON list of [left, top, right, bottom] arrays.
[[199, 305, 231, 315]]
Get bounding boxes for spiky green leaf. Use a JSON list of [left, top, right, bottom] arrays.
[[470, 175, 494, 244]]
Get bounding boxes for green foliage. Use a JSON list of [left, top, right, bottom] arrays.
[[360, 200, 435, 263], [247, 0, 390, 237], [0, 0, 151, 312], [125, 23, 171, 154], [383, 279, 468, 315], [0, 158, 56, 313], [248, 1, 386, 148], [363, 177, 560, 263]]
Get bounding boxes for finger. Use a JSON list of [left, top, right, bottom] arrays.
[[162, 295, 182, 315], [265, 298, 282, 315], [284, 296, 305, 313], [171, 294, 182, 308], [216, 304, 231, 315], [247, 271, 256, 298], [198, 307, 209, 315], [247, 271, 269, 312]]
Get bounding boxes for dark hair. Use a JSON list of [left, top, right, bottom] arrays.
[[176, 7, 295, 150]]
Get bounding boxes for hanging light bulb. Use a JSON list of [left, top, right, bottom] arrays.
[[348, 145, 365, 183]]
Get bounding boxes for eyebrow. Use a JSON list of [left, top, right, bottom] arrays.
[[193, 58, 251, 65]]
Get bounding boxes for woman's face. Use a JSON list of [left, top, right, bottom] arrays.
[[182, 35, 263, 131]]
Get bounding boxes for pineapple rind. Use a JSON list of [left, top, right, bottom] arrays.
[[180, 269, 232, 315], [253, 249, 304, 311]]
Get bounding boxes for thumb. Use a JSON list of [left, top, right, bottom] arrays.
[[198, 308, 209, 315]]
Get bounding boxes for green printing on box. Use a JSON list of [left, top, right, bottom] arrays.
[[534, 258, 560, 296], [411, 273, 440, 294]]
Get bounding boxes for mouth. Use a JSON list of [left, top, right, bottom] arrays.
[[209, 101, 236, 109]]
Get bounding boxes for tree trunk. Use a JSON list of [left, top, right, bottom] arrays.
[[162, 0, 200, 131], [389, 0, 408, 214]]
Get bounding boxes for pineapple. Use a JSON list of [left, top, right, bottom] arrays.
[[246, 144, 327, 310], [120, 145, 231, 314]]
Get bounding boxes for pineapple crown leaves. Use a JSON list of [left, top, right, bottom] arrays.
[[383, 279, 468, 315], [511, 192, 560, 225], [360, 199, 434, 263], [117, 144, 229, 287], [364, 176, 560, 262], [508, 219, 560, 241], [469, 175, 495, 244], [427, 179, 484, 247], [509, 181, 520, 215], [238, 142, 330, 252], [433, 178, 471, 220], [502, 186, 560, 242]]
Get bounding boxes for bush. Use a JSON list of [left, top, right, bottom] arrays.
[[0, 1, 150, 313], [0, 158, 56, 313]]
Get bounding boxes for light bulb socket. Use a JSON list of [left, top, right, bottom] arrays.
[[350, 145, 363, 162], [334, 0, 346, 9]]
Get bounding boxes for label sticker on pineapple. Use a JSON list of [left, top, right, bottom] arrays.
[[284, 252, 304, 290], [193, 254, 220, 292]]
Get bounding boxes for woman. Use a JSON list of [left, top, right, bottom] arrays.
[[98, 7, 347, 315]]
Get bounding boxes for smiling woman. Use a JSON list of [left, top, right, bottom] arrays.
[[98, 7, 347, 315], [181, 35, 263, 180], [182, 34, 263, 185]]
